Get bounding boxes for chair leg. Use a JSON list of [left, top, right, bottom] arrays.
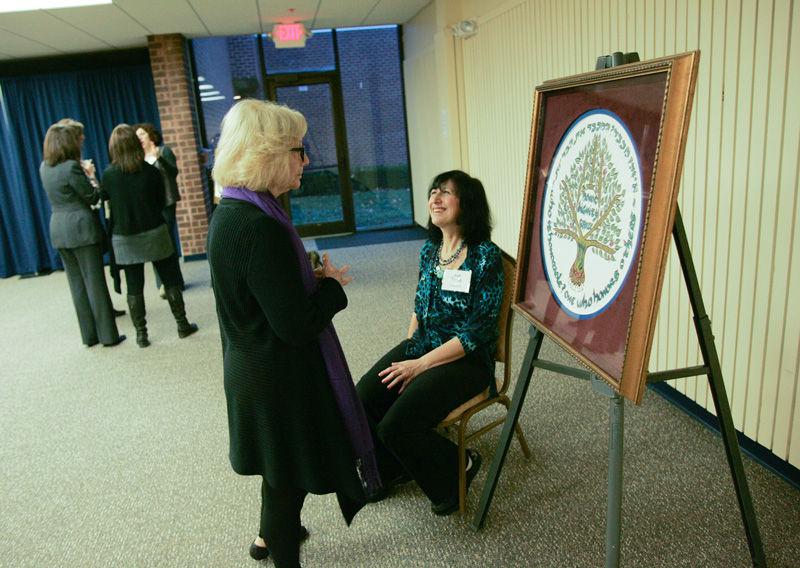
[[515, 423, 532, 459]]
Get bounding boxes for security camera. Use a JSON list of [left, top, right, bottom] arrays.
[[451, 19, 478, 39]]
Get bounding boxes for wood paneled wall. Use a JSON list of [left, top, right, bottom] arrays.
[[403, 0, 800, 466]]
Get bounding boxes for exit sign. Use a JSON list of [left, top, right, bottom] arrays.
[[271, 23, 308, 48]]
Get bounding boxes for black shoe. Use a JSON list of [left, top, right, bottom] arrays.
[[178, 322, 199, 339], [136, 330, 150, 348], [248, 526, 309, 560], [102, 334, 126, 347], [431, 449, 482, 516], [113, 308, 126, 317]]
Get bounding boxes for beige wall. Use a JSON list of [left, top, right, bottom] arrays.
[[403, 0, 800, 467]]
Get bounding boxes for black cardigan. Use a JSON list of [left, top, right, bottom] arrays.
[[207, 199, 366, 516], [101, 163, 165, 235]]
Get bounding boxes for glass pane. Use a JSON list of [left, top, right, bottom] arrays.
[[337, 26, 413, 230], [191, 35, 265, 148], [276, 83, 343, 226], [263, 30, 335, 74]]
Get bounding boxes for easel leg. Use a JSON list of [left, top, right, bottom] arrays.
[[592, 376, 624, 568], [606, 392, 624, 568], [701, 317, 767, 566], [472, 326, 544, 530], [673, 209, 766, 567]]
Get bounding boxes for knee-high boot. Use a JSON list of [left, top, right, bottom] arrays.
[[164, 287, 198, 338], [127, 294, 150, 348]]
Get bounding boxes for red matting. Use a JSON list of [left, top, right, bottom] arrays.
[[519, 72, 668, 380]]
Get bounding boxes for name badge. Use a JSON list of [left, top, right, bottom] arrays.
[[441, 269, 471, 293]]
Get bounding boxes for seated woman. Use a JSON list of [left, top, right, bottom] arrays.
[[356, 170, 503, 516]]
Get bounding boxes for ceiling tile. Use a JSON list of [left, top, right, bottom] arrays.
[[0, 31, 62, 58], [364, 0, 430, 26], [114, 0, 208, 37], [312, 0, 375, 29], [0, 11, 110, 53], [0, 0, 431, 60], [189, 0, 265, 36], [41, 4, 151, 50]]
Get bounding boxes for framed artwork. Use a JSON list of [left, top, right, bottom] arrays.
[[513, 51, 700, 403]]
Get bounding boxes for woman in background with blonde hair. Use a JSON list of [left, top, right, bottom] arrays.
[[101, 124, 197, 348], [207, 99, 381, 568], [39, 121, 125, 347]]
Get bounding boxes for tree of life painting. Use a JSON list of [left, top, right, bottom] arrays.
[[541, 109, 643, 319]]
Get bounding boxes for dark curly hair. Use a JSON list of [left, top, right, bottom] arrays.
[[426, 170, 492, 245], [133, 122, 162, 146]]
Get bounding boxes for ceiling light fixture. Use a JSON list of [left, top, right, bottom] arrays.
[[0, 0, 112, 13]]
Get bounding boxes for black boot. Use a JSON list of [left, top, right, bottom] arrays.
[[127, 294, 150, 348], [164, 287, 198, 338]]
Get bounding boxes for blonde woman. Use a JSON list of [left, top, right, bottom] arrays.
[[207, 100, 381, 568]]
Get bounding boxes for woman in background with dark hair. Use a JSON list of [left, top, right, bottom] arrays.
[[134, 122, 185, 296], [102, 124, 197, 348], [356, 169, 503, 516], [39, 122, 125, 347]]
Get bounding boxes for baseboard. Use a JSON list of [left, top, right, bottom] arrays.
[[183, 253, 207, 262], [18, 268, 54, 279], [315, 225, 427, 250], [649, 382, 800, 491]]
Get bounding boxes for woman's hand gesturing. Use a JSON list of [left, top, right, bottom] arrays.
[[321, 252, 353, 286]]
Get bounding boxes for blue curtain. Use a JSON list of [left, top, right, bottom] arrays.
[[0, 64, 160, 278]]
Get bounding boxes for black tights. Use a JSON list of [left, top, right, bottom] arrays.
[[260, 479, 307, 568], [122, 255, 181, 295]]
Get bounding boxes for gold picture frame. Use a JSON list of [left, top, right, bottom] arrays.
[[513, 51, 700, 404]]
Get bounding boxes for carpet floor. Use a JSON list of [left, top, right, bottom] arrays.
[[1, 239, 798, 567]]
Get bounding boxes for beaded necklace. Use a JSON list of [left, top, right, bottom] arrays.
[[434, 239, 465, 279]]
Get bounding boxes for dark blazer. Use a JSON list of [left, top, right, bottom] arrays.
[[154, 145, 180, 207], [207, 199, 365, 509], [40, 160, 103, 249]]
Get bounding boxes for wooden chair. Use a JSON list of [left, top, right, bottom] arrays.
[[439, 253, 531, 514]]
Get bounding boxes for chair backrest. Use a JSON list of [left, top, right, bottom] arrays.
[[494, 253, 516, 395]]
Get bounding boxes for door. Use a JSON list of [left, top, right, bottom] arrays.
[[267, 73, 355, 237]]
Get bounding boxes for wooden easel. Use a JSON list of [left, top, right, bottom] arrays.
[[471, 51, 766, 567], [471, 208, 767, 567]]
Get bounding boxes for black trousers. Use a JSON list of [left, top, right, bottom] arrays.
[[152, 204, 184, 288], [122, 255, 182, 295], [58, 243, 120, 346], [260, 479, 307, 568], [356, 340, 490, 504]]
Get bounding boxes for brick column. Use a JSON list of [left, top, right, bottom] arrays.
[[147, 33, 209, 257]]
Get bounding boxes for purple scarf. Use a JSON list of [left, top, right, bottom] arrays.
[[221, 187, 382, 498]]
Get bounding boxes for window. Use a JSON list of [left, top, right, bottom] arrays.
[[337, 26, 412, 229], [191, 26, 413, 232], [262, 30, 335, 74]]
